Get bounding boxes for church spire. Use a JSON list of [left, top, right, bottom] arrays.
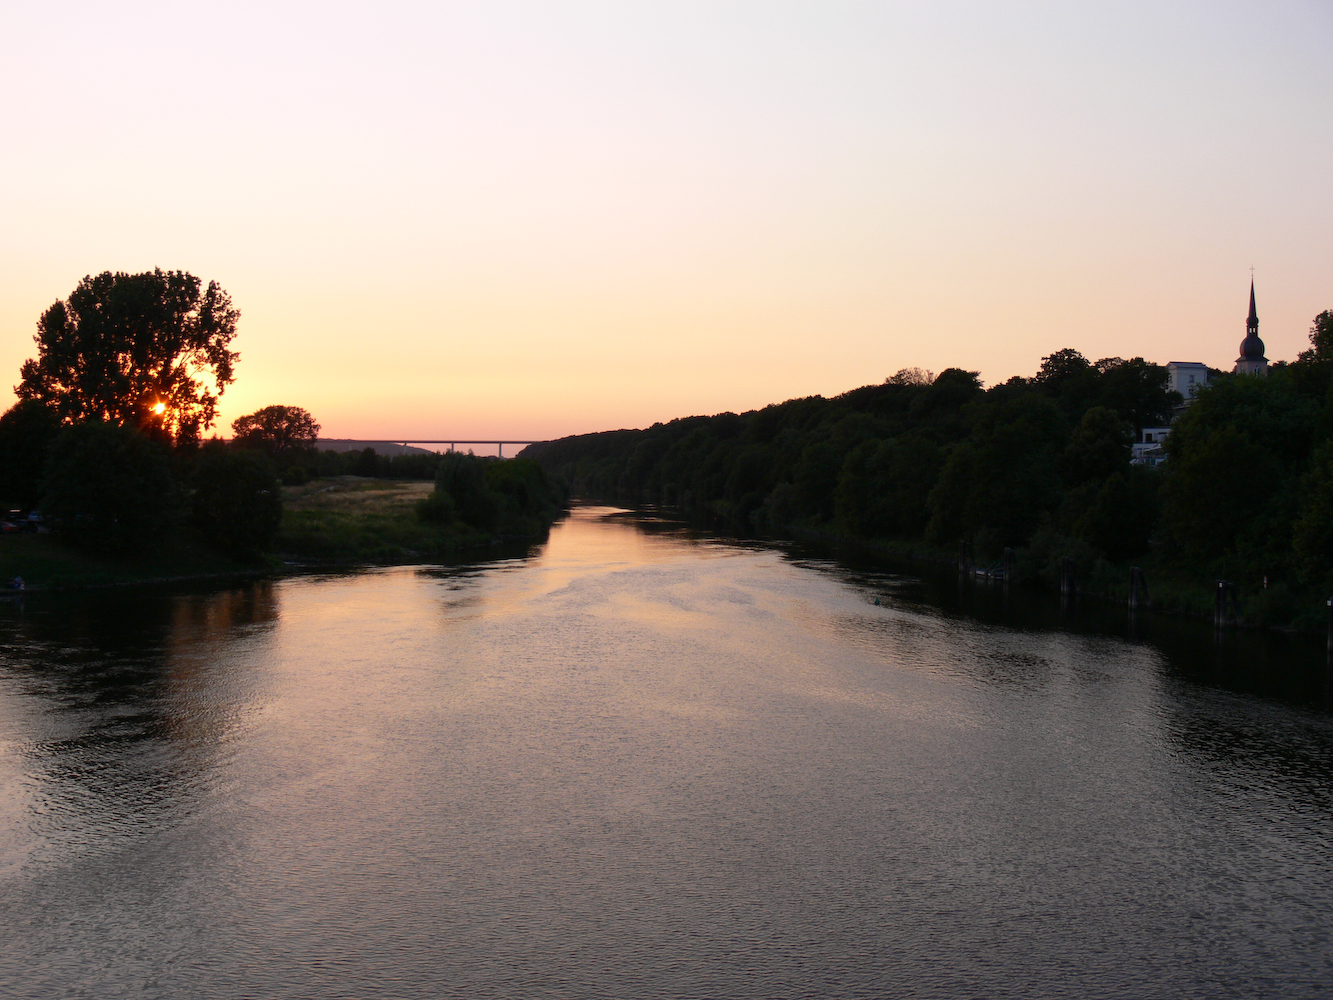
[[1234, 278, 1267, 375]]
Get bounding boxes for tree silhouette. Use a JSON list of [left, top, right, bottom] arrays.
[[16, 269, 239, 442], [231, 405, 321, 454]]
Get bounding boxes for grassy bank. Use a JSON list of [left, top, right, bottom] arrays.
[[276, 476, 504, 562]]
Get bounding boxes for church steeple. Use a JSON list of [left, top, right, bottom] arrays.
[[1234, 278, 1268, 375]]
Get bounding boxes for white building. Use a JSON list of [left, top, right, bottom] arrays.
[[1166, 361, 1211, 400]]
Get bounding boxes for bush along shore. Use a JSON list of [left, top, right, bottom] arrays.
[[522, 317, 1333, 634]]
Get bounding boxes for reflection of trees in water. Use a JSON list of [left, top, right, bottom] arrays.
[[797, 538, 1332, 708], [161, 582, 280, 741], [1160, 690, 1333, 820], [0, 582, 279, 858], [790, 545, 1333, 818]]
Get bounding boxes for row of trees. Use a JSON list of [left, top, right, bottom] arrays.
[[524, 311, 1333, 624]]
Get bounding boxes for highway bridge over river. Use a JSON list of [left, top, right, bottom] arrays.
[[394, 440, 542, 458]]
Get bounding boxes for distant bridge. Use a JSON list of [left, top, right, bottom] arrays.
[[394, 440, 543, 458]]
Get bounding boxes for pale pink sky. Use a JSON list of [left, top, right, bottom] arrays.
[[1, 2, 1330, 440]]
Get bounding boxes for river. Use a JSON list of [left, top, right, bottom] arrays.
[[1, 505, 1330, 998]]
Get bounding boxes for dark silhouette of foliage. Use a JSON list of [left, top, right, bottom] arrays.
[[1063, 407, 1132, 487], [1162, 371, 1317, 569], [426, 452, 565, 534], [231, 405, 320, 455], [190, 445, 283, 555], [484, 457, 567, 534], [434, 452, 498, 529], [926, 393, 1066, 553], [0, 400, 62, 510], [354, 447, 380, 477], [1061, 466, 1160, 562], [415, 488, 457, 525], [522, 357, 1160, 557], [1309, 310, 1333, 357], [41, 422, 179, 555], [1095, 358, 1180, 432], [17, 270, 239, 443], [1293, 440, 1333, 589]]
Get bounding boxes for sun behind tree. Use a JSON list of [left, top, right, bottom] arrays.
[[16, 269, 239, 443]]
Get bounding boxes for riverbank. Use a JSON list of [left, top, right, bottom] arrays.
[[0, 531, 268, 591], [626, 503, 1329, 635], [0, 476, 564, 590], [852, 537, 1325, 633]]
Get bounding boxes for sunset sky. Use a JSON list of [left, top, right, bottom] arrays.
[[2, 2, 1329, 442]]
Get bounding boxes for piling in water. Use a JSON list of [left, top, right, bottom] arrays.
[[1214, 580, 1238, 629], [1129, 566, 1150, 611], [1060, 557, 1077, 598]]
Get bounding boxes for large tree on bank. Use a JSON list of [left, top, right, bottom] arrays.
[[16, 269, 240, 442]]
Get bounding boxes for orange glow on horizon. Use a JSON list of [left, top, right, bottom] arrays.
[[0, 6, 1328, 440]]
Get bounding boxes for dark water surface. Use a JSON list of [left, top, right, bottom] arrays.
[[1, 507, 1330, 998]]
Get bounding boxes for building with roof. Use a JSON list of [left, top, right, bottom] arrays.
[[1166, 361, 1212, 401]]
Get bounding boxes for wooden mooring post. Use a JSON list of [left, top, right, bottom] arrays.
[[1326, 598, 1333, 705], [1326, 597, 1332, 660], [1059, 557, 1077, 598], [1214, 580, 1238, 629], [957, 539, 973, 575], [1128, 566, 1150, 611]]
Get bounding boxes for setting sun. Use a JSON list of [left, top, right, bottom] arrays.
[[152, 402, 166, 415]]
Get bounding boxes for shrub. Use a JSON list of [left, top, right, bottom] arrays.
[[42, 422, 180, 555], [416, 489, 457, 525], [191, 445, 282, 554], [0, 399, 62, 511], [435, 452, 498, 529]]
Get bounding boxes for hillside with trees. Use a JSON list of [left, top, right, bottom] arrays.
[[523, 312, 1333, 628]]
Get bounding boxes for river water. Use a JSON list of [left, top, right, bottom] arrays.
[[1, 506, 1330, 998]]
